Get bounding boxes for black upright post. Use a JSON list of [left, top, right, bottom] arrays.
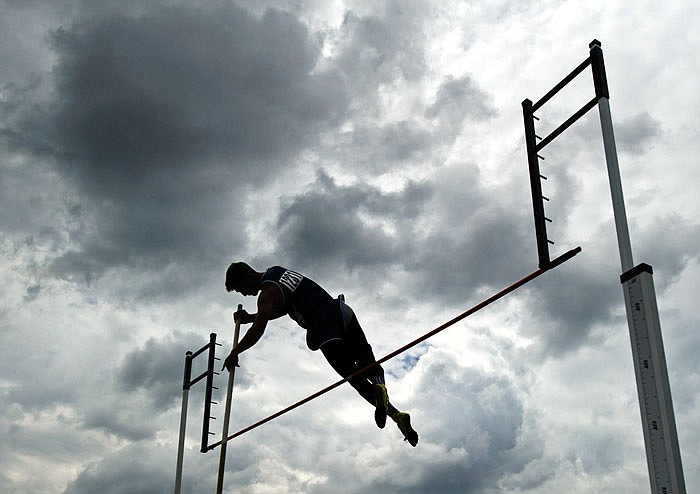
[[201, 332, 218, 453], [589, 39, 609, 99], [522, 98, 551, 269], [183, 351, 193, 390]]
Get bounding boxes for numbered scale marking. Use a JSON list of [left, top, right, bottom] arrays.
[[622, 263, 685, 494]]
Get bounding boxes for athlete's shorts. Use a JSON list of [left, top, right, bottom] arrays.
[[305, 296, 354, 351]]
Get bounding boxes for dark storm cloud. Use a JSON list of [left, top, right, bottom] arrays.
[[49, 5, 345, 180], [529, 265, 620, 355], [3, 4, 348, 287], [402, 161, 535, 305], [117, 332, 201, 410], [519, 226, 625, 356], [274, 169, 431, 272], [0, 1, 502, 295], [273, 164, 532, 307], [116, 330, 251, 412], [81, 406, 155, 442], [407, 208, 531, 305]]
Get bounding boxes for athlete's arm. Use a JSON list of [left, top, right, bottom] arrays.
[[223, 284, 284, 371], [234, 290, 286, 324]]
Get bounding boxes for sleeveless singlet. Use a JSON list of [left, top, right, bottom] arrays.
[[261, 266, 344, 350]]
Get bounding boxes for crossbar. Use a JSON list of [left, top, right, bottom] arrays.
[[207, 246, 581, 449]]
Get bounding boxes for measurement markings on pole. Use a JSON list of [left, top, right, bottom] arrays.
[[623, 268, 677, 493]]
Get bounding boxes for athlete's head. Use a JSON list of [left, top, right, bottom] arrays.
[[225, 262, 259, 295]]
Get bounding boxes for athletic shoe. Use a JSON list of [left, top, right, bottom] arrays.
[[395, 412, 418, 447], [373, 384, 389, 429]]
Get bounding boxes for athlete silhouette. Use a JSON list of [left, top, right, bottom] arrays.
[[223, 262, 418, 446]]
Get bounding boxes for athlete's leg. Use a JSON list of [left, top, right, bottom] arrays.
[[342, 313, 418, 444], [326, 306, 419, 444], [342, 313, 397, 426], [344, 313, 384, 383], [320, 340, 375, 406]]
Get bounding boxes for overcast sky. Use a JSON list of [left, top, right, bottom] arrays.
[[1, 1, 699, 493]]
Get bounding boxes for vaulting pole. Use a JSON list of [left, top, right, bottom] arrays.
[[216, 304, 243, 494]]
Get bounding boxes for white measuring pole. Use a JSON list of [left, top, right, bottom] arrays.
[[597, 96, 634, 272], [174, 352, 192, 494], [174, 387, 189, 494], [592, 39, 686, 494], [216, 304, 243, 494], [622, 266, 686, 494]]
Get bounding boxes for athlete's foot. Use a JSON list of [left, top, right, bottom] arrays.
[[395, 412, 418, 447], [373, 384, 389, 429]]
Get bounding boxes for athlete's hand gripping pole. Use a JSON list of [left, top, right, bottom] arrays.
[[216, 304, 242, 494]]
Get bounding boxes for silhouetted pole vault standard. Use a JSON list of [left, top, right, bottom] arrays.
[[522, 39, 685, 494], [174, 333, 221, 494]]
